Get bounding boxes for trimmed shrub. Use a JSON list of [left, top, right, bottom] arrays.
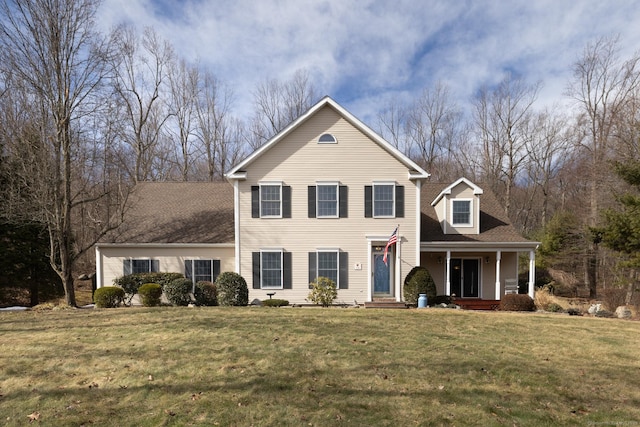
[[566, 307, 582, 316], [216, 272, 249, 306], [164, 278, 194, 306], [113, 272, 183, 304], [138, 283, 162, 307], [403, 266, 437, 306], [262, 298, 289, 307], [500, 294, 536, 311], [308, 276, 337, 307], [194, 281, 218, 306], [94, 287, 125, 308]]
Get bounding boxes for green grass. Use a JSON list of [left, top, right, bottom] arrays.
[[1, 307, 639, 426]]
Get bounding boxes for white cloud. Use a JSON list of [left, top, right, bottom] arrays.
[[97, 0, 640, 123]]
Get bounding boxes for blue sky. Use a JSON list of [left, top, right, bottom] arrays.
[[98, 0, 640, 124]]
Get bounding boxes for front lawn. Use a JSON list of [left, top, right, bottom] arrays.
[[1, 307, 639, 426]]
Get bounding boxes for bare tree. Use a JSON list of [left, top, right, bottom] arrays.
[[472, 73, 540, 217], [565, 35, 640, 297], [406, 82, 462, 180], [168, 58, 198, 181], [248, 69, 318, 149], [111, 25, 173, 183], [0, 0, 125, 306], [377, 98, 407, 152]]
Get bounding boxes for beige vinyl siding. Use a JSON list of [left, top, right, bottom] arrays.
[[97, 246, 235, 288], [238, 105, 419, 304]]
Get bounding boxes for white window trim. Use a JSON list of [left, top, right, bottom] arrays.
[[316, 181, 339, 218], [316, 248, 340, 287], [259, 182, 283, 218], [318, 133, 337, 144], [451, 198, 473, 227], [373, 181, 396, 218], [260, 249, 284, 290]]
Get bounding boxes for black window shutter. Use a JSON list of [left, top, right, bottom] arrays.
[[308, 252, 317, 289], [364, 186, 372, 218], [339, 185, 348, 218], [151, 259, 160, 272], [395, 185, 404, 218], [252, 252, 261, 289], [283, 252, 292, 289], [339, 252, 349, 289], [251, 186, 260, 218], [123, 259, 132, 276], [184, 260, 193, 280], [308, 186, 316, 218], [282, 186, 291, 218], [213, 260, 221, 281]]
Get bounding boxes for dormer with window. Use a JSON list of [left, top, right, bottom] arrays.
[[431, 178, 482, 235]]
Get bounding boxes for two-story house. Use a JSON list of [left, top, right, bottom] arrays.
[[95, 96, 538, 306]]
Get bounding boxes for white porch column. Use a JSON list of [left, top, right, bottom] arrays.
[[528, 250, 536, 298], [233, 180, 241, 275], [445, 250, 451, 296], [367, 240, 373, 302], [95, 246, 103, 288], [494, 251, 502, 300], [395, 234, 401, 302]]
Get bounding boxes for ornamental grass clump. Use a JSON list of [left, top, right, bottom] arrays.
[[216, 272, 248, 306], [308, 277, 337, 307], [93, 287, 125, 308], [138, 283, 162, 307]]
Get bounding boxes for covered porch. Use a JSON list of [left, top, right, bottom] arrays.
[[420, 242, 539, 301]]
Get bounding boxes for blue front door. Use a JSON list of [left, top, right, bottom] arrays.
[[373, 250, 392, 295]]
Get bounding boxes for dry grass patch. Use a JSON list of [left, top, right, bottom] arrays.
[[1, 307, 639, 426]]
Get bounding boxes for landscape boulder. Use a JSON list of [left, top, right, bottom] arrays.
[[615, 306, 632, 319]]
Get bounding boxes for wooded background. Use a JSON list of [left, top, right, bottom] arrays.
[[1, 0, 639, 307]]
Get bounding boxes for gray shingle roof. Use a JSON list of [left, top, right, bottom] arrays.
[[104, 182, 234, 244], [421, 183, 534, 243]]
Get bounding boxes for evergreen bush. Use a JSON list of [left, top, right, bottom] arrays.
[[113, 272, 183, 304], [500, 294, 536, 311], [308, 276, 337, 307], [138, 283, 162, 307], [194, 281, 218, 306], [216, 272, 249, 306], [164, 278, 193, 306], [403, 266, 437, 306], [94, 287, 125, 308]]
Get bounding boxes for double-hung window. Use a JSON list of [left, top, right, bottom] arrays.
[[184, 259, 220, 285], [261, 184, 281, 217], [308, 184, 347, 218], [123, 259, 159, 275], [308, 250, 349, 289], [317, 184, 338, 217], [452, 200, 472, 226], [317, 251, 339, 284], [365, 183, 404, 218], [373, 184, 395, 217], [261, 251, 283, 289], [252, 250, 292, 290], [251, 183, 291, 218]]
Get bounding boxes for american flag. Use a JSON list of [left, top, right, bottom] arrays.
[[383, 227, 398, 265]]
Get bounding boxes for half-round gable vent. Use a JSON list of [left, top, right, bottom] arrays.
[[318, 133, 337, 144]]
